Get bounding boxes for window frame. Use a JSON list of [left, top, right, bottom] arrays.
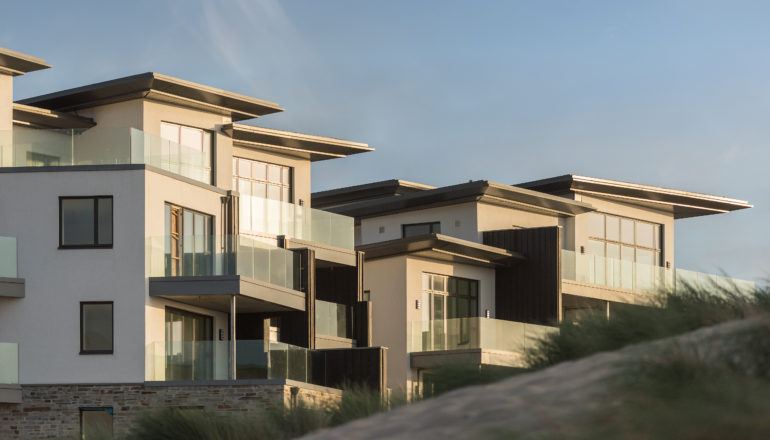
[[59, 196, 114, 249], [402, 221, 441, 238], [232, 156, 294, 203], [80, 301, 114, 355], [585, 212, 662, 265]]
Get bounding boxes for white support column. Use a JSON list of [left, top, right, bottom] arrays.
[[230, 295, 237, 380]]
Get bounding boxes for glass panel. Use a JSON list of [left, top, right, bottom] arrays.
[[621, 246, 635, 290], [0, 237, 18, 278], [0, 343, 19, 384], [636, 222, 654, 248], [160, 122, 179, 143], [606, 243, 621, 288], [281, 167, 290, 185], [180, 126, 203, 152], [653, 225, 661, 250], [586, 239, 605, 284], [605, 215, 620, 242], [268, 164, 281, 183], [61, 199, 95, 246], [432, 274, 446, 292], [403, 223, 431, 237], [97, 198, 113, 245], [636, 248, 655, 291], [82, 303, 113, 352], [587, 212, 605, 238], [267, 185, 281, 201], [238, 158, 251, 179], [253, 161, 267, 180], [620, 218, 635, 244]]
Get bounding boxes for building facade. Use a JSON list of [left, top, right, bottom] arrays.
[[313, 177, 754, 396], [0, 47, 384, 439]]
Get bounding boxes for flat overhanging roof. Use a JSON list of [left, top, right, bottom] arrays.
[[312, 179, 435, 209], [13, 103, 95, 129], [516, 174, 752, 219], [323, 180, 595, 219], [227, 123, 373, 162], [358, 233, 523, 267], [18, 72, 283, 121], [0, 48, 50, 76]]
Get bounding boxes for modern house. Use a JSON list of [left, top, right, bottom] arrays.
[[312, 176, 754, 396], [0, 47, 384, 439]]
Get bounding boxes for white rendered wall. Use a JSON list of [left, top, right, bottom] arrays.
[[0, 169, 147, 384], [358, 203, 478, 245]]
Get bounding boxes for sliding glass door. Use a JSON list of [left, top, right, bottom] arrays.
[[165, 308, 214, 381]]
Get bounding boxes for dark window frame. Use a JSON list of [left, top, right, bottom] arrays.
[[59, 196, 114, 249], [80, 301, 114, 355], [80, 407, 114, 439], [402, 222, 441, 238]]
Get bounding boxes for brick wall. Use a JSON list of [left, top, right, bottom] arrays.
[[0, 380, 341, 439]]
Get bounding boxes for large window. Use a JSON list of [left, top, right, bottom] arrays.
[[421, 273, 479, 349], [80, 302, 113, 354], [585, 212, 662, 290], [60, 196, 113, 248], [165, 307, 213, 381], [232, 157, 292, 203], [80, 407, 113, 439], [160, 122, 213, 184], [402, 222, 441, 238], [164, 204, 214, 276]]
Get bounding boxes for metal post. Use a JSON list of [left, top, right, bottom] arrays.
[[230, 295, 237, 380]]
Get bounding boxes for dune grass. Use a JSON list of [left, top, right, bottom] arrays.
[[528, 283, 769, 369]]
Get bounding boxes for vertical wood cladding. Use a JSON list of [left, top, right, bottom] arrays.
[[280, 248, 316, 348], [310, 347, 387, 393], [483, 227, 561, 325]]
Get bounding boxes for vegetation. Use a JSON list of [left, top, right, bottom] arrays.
[[529, 283, 768, 368]]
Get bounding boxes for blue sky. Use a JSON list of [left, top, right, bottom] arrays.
[[2, 1, 768, 281]]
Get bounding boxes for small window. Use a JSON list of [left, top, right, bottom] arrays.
[[402, 222, 441, 238], [60, 196, 113, 248], [81, 407, 113, 439], [80, 302, 114, 354]]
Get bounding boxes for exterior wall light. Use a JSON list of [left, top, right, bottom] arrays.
[[485, 309, 491, 318], [415, 299, 421, 310]]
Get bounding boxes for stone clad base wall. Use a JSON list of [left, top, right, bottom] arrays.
[[0, 380, 341, 439]]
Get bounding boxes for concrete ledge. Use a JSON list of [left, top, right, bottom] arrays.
[[284, 237, 357, 266], [0, 384, 22, 404], [0, 277, 24, 298], [562, 279, 656, 306], [144, 378, 342, 395], [410, 348, 527, 369]]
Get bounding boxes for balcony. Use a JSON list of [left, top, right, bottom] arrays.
[[0, 342, 20, 403], [407, 317, 555, 369], [561, 249, 756, 298], [0, 237, 24, 298], [147, 235, 305, 312], [145, 340, 312, 383], [0, 126, 212, 185], [315, 299, 353, 348], [240, 195, 355, 260]]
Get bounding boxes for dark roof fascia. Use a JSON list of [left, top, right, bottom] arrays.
[[516, 174, 752, 219], [12, 103, 96, 129], [312, 179, 434, 209], [18, 72, 283, 121], [357, 233, 522, 266], [324, 180, 595, 219], [227, 123, 372, 162]]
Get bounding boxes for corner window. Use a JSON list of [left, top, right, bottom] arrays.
[[80, 407, 113, 439], [60, 196, 113, 248], [402, 222, 441, 238], [80, 302, 114, 354]]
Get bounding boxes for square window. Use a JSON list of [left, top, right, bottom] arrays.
[[60, 197, 113, 248], [81, 302, 113, 354], [81, 407, 113, 439]]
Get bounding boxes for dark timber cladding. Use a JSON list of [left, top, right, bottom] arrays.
[[310, 347, 387, 393], [279, 248, 316, 348], [483, 227, 561, 325]]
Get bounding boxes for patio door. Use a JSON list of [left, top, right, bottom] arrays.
[[165, 308, 214, 381], [165, 204, 214, 276]]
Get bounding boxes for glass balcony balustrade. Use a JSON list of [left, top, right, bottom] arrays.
[[315, 299, 350, 339], [407, 317, 555, 353], [146, 235, 301, 291], [0, 343, 19, 384], [0, 126, 212, 184], [561, 249, 756, 295], [145, 339, 310, 382], [0, 237, 17, 278], [239, 195, 355, 250]]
